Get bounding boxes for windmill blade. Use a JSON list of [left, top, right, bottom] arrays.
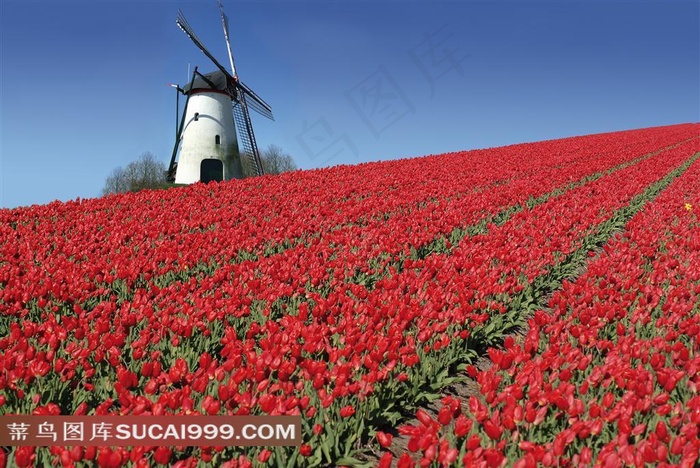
[[242, 96, 274, 121], [238, 93, 274, 121], [216, 0, 238, 78], [238, 81, 274, 120], [232, 96, 265, 176], [177, 9, 235, 82], [217, 0, 229, 36], [215, 1, 273, 120]]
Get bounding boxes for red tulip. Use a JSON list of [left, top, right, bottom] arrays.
[[655, 421, 669, 442], [257, 450, 272, 463], [339, 405, 356, 418], [153, 447, 172, 465], [377, 452, 393, 468], [483, 420, 503, 441], [14, 447, 35, 468], [376, 431, 393, 448], [299, 445, 312, 457], [397, 453, 415, 468]]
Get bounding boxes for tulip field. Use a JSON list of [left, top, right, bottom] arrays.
[[1, 123, 699, 467]]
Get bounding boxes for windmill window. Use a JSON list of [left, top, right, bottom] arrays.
[[194, 113, 199, 121], [215, 135, 221, 145]]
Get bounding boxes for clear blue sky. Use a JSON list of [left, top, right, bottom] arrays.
[[1, 0, 698, 209]]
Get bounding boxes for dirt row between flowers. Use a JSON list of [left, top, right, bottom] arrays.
[[365, 151, 700, 467]]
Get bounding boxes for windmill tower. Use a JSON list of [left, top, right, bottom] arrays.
[[168, 0, 273, 184]]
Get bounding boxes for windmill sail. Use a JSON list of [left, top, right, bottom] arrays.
[[239, 81, 274, 121], [233, 95, 265, 176], [215, 0, 273, 121], [217, 0, 238, 78], [177, 10, 234, 82]]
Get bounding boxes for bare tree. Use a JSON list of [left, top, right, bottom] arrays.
[[103, 152, 167, 195], [261, 144, 297, 175], [240, 144, 298, 177], [103, 166, 130, 195]]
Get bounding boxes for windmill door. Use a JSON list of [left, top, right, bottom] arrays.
[[200, 159, 224, 183]]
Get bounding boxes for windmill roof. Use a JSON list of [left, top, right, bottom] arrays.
[[182, 70, 231, 94]]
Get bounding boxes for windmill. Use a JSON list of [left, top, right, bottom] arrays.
[[167, 0, 273, 184]]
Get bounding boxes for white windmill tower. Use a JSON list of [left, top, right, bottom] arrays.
[[167, 0, 273, 184]]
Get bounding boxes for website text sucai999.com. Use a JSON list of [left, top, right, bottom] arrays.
[[113, 421, 296, 442], [1, 415, 301, 447]]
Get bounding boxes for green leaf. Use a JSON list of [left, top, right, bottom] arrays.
[[335, 456, 365, 466]]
